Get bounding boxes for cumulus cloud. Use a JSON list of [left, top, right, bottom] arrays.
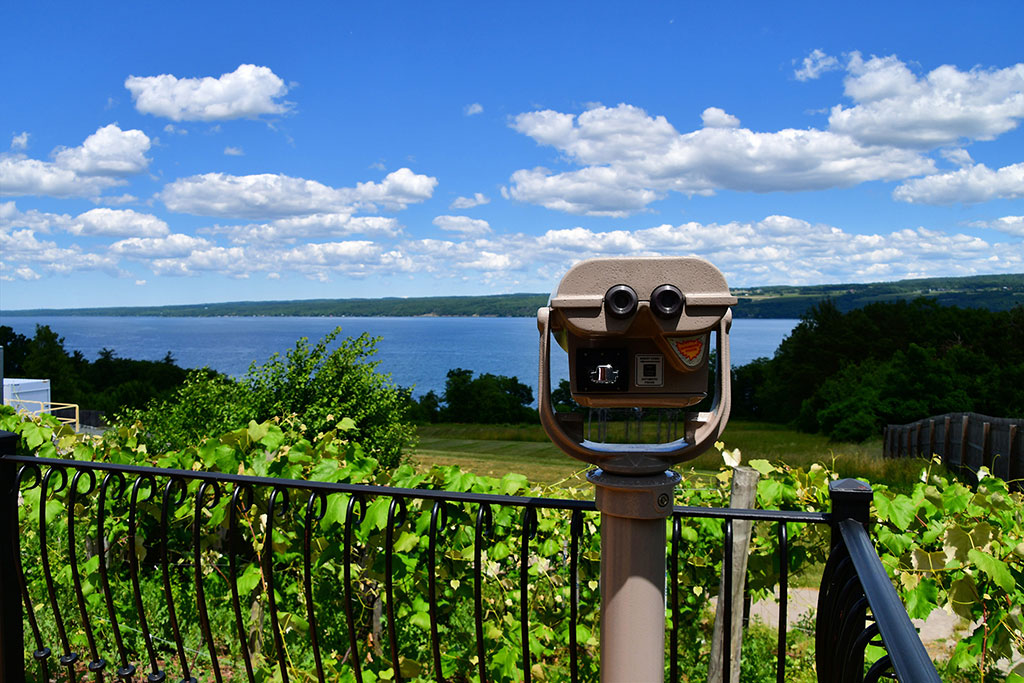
[[0, 202, 72, 233], [206, 212, 402, 243], [829, 54, 1024, 148], [68, 208, 169, 237], [125, 64, 292, 121], [794, 49, 840, 81], [450, 192, 490, 209], [0, 124, 151, 198], [0, 225, 120, 276], [507, 103, 931, 215], [465, 103, 484, 116], [392, 214, 1021, 285], [224, 146, 244, 156], [353, 168, 438, 210], [701, 107, 740, 128], [160, 167, 437, 218], [144, 239, 384, 280], [432, 215, 492, 237], [503, 55, 1023, 215], [970, 216, 1019, 237], [109, 233, 212, 258], [10, 132, 29, 150], [970, 215, 1024, 237], [893, 162, 1024, 204]]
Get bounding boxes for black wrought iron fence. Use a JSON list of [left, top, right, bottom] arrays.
[[0, 432, 938, 682]]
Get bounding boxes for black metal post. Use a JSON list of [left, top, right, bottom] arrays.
[[0, 430, 25, 682], [827, 478, 872, 548]]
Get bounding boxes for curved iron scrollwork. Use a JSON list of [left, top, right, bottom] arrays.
[[1, 447, 940, 682]]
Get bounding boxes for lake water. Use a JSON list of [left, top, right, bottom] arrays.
[[0, 316, 797, 399]]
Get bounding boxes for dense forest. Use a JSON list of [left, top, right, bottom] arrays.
[[3, 273, 1021, 319], [732, 299, 1024, 440], [1, 325, 188, 417]]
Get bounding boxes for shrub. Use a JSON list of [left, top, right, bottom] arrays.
[[114, 328, 415, 468]]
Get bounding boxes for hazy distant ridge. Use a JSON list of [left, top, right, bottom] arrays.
[[4, 274, 1022, 319]]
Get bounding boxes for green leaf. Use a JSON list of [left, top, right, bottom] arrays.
[[967, 548, 1014, 592], [948, 576, 980, 621], [246, 420, 269, 444], [911, 549, 945, 573], [409, 610, 431, 631], [875, 492, 918, 530], [748, 459, 775, 477], [237, 563, 262, 596], [904, 578, 939, 620], [260, 424, 286, 451], [944, 525, 972, 563], [394, 531, 419, 553]]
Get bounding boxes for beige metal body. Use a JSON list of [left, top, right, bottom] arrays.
[[537, 256, 736, 474]]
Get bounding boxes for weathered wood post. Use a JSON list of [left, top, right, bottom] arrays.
[[708, 466, 760, 683]]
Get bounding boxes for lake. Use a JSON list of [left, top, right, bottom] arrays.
[[0, 316, 797, 399]]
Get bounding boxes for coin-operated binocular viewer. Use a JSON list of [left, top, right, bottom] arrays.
[[537, 257, 736, 682]]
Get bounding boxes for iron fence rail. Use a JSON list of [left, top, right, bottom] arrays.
[[1, 440, 938, 682]]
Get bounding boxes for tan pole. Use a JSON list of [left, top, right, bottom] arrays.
[[589, 469, 680, 682]]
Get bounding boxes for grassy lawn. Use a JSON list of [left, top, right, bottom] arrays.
[[408, 419, 939, 488]]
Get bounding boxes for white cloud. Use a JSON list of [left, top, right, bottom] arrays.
[[450, 192, 490, 209], [163, 124, 187, 136], [940, 148, 973, 167], [392, 214, 1022, 286], [969, 215, 1024, 237], [10, 132, 29, 150], [893, 162, 1024, 204], [109, 233, 212, 258], [508, 103, 931, 214], [794, 49, 840, 81], [224, 146, 244, 156], [94, 193, 139, 206], [0, 226, 120, 275], [125, 64, 292, 121], [701, 107, 740, 128], [0, 124, 151, 198], [143, 239, 385, 280], [432, 215, 492, 236], [160, 173, 347, 218], [160, 167, 437, 218], [69, 208, 169, 237], [206, 212, 402, 243], [829, 54, 1024, 148], [0, 201, 72, 232], [465, 103, 484, 116], [52, 124, 151, 176], [135, 279, 147, 286]]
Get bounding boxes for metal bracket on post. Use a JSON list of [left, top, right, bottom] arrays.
[[588, 469, 680, 683]]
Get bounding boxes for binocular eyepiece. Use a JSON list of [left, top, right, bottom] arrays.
[[538, 257, 736, 474], [605, 283, 686, 320]]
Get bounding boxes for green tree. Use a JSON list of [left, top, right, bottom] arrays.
[[117, 328, 415, 467], [439, 368, 536, 424]]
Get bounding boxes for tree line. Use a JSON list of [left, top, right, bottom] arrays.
[[1, 325, 188, 417]]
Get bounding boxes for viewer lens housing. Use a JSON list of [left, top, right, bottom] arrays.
[[605, 284, 638, 318], [651, 284, 684, 318]]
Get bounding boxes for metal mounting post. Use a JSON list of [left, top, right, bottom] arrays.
[[588, 468, 680, 683]]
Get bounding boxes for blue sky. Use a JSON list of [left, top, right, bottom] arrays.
[[2, 1, 1022, 310]]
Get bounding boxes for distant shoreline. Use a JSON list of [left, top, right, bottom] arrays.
[[2, 273, 1021, 319]]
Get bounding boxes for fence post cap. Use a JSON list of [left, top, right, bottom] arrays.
[[829, 478, 873, 496]]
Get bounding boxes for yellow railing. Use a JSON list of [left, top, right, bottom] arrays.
[[6, 399, 80, 430]]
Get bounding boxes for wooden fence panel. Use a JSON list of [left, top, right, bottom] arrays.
[[883, 412, 1023, 490]]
